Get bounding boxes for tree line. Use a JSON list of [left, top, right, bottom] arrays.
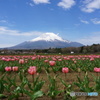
[[0, 44, 100, 54]]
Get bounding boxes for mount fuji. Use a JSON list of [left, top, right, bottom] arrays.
[[8, 33, 84, 49]]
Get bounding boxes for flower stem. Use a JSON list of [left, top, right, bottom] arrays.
[[97, 72, 98, 78], [65, 73, 66, 81], [32, 75, 34, 87]]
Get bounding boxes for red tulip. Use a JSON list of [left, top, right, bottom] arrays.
[[94, 67, 100, 72], [12, 66, 18, 71], [49, 61, 56, 66], [5, 67, 12, 71], [62, 67, 69, 73]]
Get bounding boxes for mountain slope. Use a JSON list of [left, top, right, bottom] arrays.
[[8, 33, 84, 49]]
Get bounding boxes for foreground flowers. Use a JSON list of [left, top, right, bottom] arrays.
[[5, 66, 18, 71], [1, 54, 100, 100], [12, 66, 18, 71], [19, 59, 24, 64], [28, 66, 37, 88], [94, 67, 100, 72], [5, 67, 12, 71], [62, 67, 69, 73], [49, 61, 56, 66], [28, 66, 36, 75]]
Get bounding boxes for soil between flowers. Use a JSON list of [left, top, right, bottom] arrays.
[[1, 70, 100, 100]]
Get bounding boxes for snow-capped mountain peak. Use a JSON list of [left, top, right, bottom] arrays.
[[30, 32, 69, 42], [7, 32, 84, 49]]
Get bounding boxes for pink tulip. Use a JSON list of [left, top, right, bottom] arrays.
[[12, 66, 18, 71], [44, 60, 49, 63], [37, 55, 41, 59], [74, 61, 77, 63], [29, 66, 36, 69], [72, 59, 75, 61], [90, 58, 94, 61], [62, 67, 69, 73], [63, 57, 67, 60], [2, 57, 6, 61], [6, 59, 10, 61], [58, 59, 62, 61], [28, 66, 36, 75], [19, 59, 24, 64], [32, 57, 36, 60], [5, 67, 12, 71], [52, 58, 57, 61], [25, 59, 28, 63], [49, 61, 56, 66], [94, 67, 100, 72]]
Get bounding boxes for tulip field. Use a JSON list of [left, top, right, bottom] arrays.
[[0, 54, 100, 100]]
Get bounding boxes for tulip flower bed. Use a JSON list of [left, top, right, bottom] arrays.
[[0, 55, 100, 100]]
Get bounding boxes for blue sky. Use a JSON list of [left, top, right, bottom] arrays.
[[0, 0, 100, 48]]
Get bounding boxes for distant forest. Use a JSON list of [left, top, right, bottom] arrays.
[[0, 44, 100, 54], [35, 44, 100, 54]]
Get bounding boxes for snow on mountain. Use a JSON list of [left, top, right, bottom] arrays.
[[30, 32, 70, 42]]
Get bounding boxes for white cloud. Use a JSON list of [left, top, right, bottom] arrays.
[[0, 26, 43, 36], [0, 26, 45, 48], [32, 0, 50, 4], [91, 18, 100, 24], [29, 3, 34, 7], [0, 44, 14, 48], [81, 0, 100, 13], [80, 20, 89, 24], [57, 0, 76, 9], [0, 20, 7, 23], [76, 32, 100, 45]]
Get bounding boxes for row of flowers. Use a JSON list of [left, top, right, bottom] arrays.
[[5, 66, 100, 73], [1, 55, 100, 61]]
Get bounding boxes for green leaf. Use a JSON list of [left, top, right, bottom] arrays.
[[21, 77, 28, 87], [8, 93, 19, 100], [77, 76, 82, 83], [0, 94, 7, 99], [74, 83, 80, 87], [6, 76, 17, 87], [32, 91, 44, 100], [34, 75, 39, 86], [23, 89, 31, 97], [27, 82, 33, 91], [33, 81, 45, 92], [18, 71, 23, 81], [60, 78, 68, 87], [0, 80, 4, 93]]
